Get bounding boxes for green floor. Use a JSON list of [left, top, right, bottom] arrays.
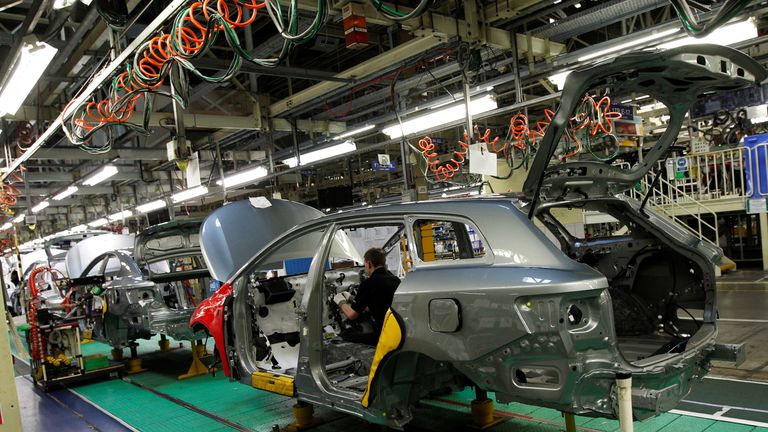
[[12, 330, 768, 432]]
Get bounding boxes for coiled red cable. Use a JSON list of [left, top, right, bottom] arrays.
[[73, 0, 266, 134], [28, 266, 49, 361]]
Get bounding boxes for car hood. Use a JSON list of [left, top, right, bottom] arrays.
[[523, 44, 767, 204], [200, 198, 324, 282], [65, 234, 135, 278], [134, 218, 204, 266]]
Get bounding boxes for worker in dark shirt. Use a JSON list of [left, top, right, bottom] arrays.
[[334, 248, 400, 344]]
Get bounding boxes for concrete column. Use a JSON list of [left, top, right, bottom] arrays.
[[0, 312, 22, 431], [760, 213, 768, 271]]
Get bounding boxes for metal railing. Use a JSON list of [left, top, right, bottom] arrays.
[[659, 146, 749, 203], [631, 174, 720, 245]]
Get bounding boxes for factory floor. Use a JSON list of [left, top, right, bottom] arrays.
[[9, 269, 768, 432]]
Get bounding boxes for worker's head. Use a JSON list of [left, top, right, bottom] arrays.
[[363, 248, 386, 276]]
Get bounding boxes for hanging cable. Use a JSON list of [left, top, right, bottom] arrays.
[[369, 0, 432, 22], [669, 0, 752, 37], [63, 0, 330, 151]]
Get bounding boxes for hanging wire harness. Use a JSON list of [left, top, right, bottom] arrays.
[[63, 0, 329, 153]]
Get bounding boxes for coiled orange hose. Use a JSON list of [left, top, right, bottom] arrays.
[[28, 266, 50, 361], [418, 128, 500, 182], [73, 0, 266, 134]]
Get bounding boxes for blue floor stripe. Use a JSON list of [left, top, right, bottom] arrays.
[[16, 376, 132, 432]]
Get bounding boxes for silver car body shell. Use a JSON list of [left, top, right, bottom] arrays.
[[69, 226, 207, 346], [199, 196, 712, 426], [197, 44, 763, 429]]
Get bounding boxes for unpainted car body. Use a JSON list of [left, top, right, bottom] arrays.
[[4, 231, 107, 315], [68, 221, 208, 347], [190, 44, 764, 428]]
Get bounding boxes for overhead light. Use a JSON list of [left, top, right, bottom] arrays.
[[220, 166, 269, 188], [638, 102, 665, 113], [620, 95, 649, 104], [31, 201, 50, 213], [574, 2, 581, 8], [88, 218, 108, 227], [657, 18, 757, 50], [135, 199, 167, 213], [283, 141, 358, 168], [578, 28, 679, 62], [1, 222, 11, 230], [548, 18, 555, 23], [108, 210, 132, 221], [548, 71, 572, 90], [171, 185, 208, 203], [53, 186, 78, 200], [382, 94, 498, 139], [0, 35, 58, 117], [333, 124, 375, 140], [71, 224, 88, 232], [13, 213, 25, 223], [82, 165, 118, 186], [53, 0, 78, 9]]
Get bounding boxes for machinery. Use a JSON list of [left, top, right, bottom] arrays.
[[25, 266, 122, 391]]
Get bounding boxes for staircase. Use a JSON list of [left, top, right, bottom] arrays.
[[629, 169, 735, 274]]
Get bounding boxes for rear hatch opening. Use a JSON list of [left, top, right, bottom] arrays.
[[535, 202, 714, 367]]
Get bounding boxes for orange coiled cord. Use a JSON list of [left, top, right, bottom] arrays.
[[28, 266, 50, 361], [73, 0, 266, 134], [15, 122, 35, 151], [419, 128, 500, 182], [0, 169, 24, 212], [418, 135, 468, 182]]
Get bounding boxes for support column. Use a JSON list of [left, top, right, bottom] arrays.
[[0, 308, 22, 431], [760, 213, 768, 270]]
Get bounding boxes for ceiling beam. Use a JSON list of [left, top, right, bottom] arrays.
[[270, 35, 445, 118]]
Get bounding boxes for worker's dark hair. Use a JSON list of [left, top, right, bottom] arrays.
[[364, 248, 387, 268]]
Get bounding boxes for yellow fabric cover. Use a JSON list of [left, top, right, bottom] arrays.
[[361, 308, 403, 407]]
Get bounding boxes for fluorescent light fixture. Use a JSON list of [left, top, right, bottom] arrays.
[[283, 141, 358, 168], [171, 185, 208, 203], [221, 166, 269, 188], [13, 213, 25, 223], [71, 224, 88, 232], [657, 18, 757, 50], [382, 94, 498, 139], [53, 186, 78, 200], [548, 71, 572, 90], [0, 36, 58, 117], [578, 28, 679, 62], [108, 210, 132, 221], [135, 199, 167, 213], [82, 165, 118, 186], [638, 102, 666, 113], [1, 222, 11, 230], [53, 0, 77, 9], [31, 201, 49, 213], [333, 124, 375, 140], [88, 218, 108, 227], [620, 95, 649, 104]]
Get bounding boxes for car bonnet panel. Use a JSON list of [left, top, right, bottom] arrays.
[[200, 198, 325, 282]]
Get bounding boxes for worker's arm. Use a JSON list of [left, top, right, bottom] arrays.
[[339, 302, 359, 320]]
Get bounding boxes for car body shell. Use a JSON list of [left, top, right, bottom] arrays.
[[68, 223, 208, 347], [190, 44, 762, 428]]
